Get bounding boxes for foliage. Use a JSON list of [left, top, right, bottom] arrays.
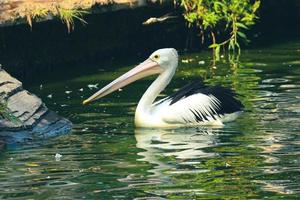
[[25, 7, 88, 33], [57, 8, 88, 33], [26, 8, 49, 28], [179, 0, 261, 59]]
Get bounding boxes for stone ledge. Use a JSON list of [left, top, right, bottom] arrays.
[[0, 68, 72, 145]]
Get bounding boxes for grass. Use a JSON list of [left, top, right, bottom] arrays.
[[57, 8, 88, 33], [25, 6, 88, 33], [26, 8, 49, 28]]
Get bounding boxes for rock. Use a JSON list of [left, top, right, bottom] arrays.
[[0, 69, 72, 145]]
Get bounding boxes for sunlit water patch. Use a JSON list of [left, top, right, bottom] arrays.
[[0, 41, 300, 199]]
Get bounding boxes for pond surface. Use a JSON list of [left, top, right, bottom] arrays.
[[1, 41, 300, 199]]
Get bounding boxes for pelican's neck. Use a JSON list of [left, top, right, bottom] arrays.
[[136, 69, 175, 116]]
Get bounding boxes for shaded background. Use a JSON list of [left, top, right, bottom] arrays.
[[0, 0, 299, 84]]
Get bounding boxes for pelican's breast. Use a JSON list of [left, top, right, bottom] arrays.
[[134, 100, 176, 128]]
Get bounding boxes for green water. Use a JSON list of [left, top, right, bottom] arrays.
[[1, 41, 300, 199]]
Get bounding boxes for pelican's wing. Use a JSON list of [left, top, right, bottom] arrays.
[[160, 80, 244, 125]]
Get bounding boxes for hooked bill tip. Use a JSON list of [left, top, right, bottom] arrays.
[[82, 99, 90, 105]]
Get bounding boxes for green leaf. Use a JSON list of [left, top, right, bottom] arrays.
[[236, 22, 249, 29], [253, 1, 261, 12], [237, 31, 247, 39]]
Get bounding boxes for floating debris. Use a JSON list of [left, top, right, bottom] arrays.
[[79, 88, 84, 92], [88, 83, 99, 90], [181, 58, 195, 63], [181, 59, 188, 63], [198, 60, 205, 65], [47, 94, 53, 99], [55, 153, 62, 161], [65, 90, 72, 94], [81, 127, 89, 132]]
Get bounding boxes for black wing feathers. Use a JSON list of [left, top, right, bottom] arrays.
[[168, 79, 205, 105], [168, 79, 244, 114], [201, 85, 244, 114]]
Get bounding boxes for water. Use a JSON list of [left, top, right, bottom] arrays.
[[1, 41, 300, 199]]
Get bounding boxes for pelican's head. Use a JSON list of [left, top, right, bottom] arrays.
[[83, 48, 179, 105], [149, 48, 178, 70]]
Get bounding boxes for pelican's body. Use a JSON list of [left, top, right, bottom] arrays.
[[83, 48, 243, 128]]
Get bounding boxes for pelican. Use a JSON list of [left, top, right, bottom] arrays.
[[83, 48, 243, 127]]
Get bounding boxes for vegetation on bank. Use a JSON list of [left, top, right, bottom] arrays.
[[1, 0, 261, 53], [0, 0, 131, 32], [179, 0, 261, 58], [0, 0, 261, 118], [24, 7, 88, 33], [0, 100, 22, 124]]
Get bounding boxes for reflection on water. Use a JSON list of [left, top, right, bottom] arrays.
[[0, 41, 300, 199], [135, 128, 218, 177]]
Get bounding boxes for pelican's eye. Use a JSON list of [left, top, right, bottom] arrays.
[[153, 54, 160, 60]]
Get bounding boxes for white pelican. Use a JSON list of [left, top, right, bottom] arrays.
[[83, 48, 244, 127]]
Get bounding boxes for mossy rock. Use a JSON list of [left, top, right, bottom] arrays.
[[0, 69, 72, 145]]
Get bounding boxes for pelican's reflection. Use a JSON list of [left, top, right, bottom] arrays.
[[134, 127, 220, 178]]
